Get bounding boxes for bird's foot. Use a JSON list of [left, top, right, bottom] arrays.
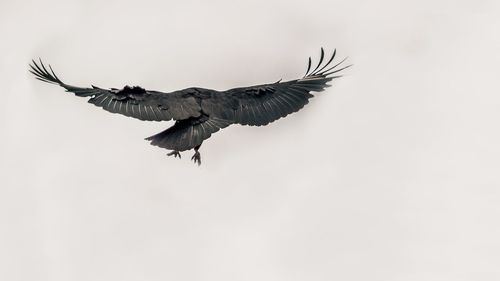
[[191, 151, 201, 166], [167, 151, 181, 159]]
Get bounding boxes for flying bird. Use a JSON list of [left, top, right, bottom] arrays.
[[30, 48, 350, 165]]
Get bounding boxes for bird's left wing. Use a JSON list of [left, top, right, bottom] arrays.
[[29, 60, 201, 121], [221, 49, 350, 126]]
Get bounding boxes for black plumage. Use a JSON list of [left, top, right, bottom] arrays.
[[29, 48, 350, 165]]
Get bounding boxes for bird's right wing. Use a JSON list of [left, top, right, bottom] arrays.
[[29, 60, 201, 121], [222, 49, 350, 126]]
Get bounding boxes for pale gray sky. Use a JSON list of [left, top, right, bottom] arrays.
[[1, 0, 500, 280]]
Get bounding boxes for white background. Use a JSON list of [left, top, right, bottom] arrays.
[[1, 0, 500, 280]]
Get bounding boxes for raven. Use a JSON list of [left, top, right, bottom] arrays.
[[30, 48, 350, 165]]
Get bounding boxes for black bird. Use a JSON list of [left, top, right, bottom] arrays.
[[30, 48, 350, 165]]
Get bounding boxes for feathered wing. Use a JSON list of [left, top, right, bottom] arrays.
[[220, 48, 350, 126], [29, 60, 201, 121]]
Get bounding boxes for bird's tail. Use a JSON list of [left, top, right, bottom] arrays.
[[145, 116, 231, 151]]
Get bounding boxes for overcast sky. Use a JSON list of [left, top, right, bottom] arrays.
[[1, 0, 500, 280]]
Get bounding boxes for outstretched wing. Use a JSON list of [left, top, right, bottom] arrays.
[[222, 48, 350, 126], [29, 60, 201, 121]]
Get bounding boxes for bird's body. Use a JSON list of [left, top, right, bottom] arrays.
[[30, 49, 350, 165]]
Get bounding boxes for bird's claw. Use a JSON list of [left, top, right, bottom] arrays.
[[191, 151, 201, 166], [167, 151, 181, 159]]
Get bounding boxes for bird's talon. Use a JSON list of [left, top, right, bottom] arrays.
[[167, 151, 181, 158], [191, 151, 201, 166]]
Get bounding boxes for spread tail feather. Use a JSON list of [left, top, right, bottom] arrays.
[[145, 116, 231, 151]]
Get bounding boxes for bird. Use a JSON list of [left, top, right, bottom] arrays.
[[29, 48, 350, 165]]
